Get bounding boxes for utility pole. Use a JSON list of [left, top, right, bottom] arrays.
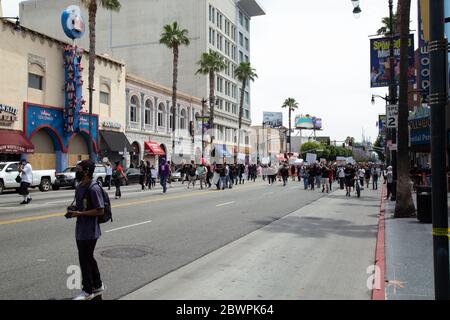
[[429, 0, 450, 300]]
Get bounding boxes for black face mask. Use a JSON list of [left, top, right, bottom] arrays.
[[75, 170, 85, 181]]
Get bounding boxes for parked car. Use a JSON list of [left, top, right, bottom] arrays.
[[124, 168, 141, 185], [0, 162, 56, 194], [52, 164, 107, 190], [171, 168, 182, 182]]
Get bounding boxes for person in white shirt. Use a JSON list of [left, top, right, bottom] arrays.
[[18, 159, 33, 204]]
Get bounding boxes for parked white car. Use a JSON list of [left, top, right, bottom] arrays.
[[52, 164, 107, 190], [0, 162, 56, 194]]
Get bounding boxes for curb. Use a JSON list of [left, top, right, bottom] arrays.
[[372, 184, 386, 300]]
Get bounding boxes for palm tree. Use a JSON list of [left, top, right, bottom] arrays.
[[281, 98, 299, 153], [81, 0, 121, 159], [195, 51, 226, 146], [395, 0, 415, 217], [160, 22, 190, 159], [234, 62, 257, 163], [377, 16, 397, 35]]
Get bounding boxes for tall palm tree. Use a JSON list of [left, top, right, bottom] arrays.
[[234, 62, 257, 163], [160, 22, 190, 159], [195, 51, 226, 146], [395, 0, 415, 217], [377, 16, 398, 35], [281, 98, 299, 153], [81, 0, 121, 159]]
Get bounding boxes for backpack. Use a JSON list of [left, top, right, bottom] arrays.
[[112, 168, 120, 179], [85, 182, 113, 224]]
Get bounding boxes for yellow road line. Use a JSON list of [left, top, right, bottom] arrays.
[[0, 182, 267, 226]]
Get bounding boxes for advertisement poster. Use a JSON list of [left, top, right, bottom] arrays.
[[378, 115, 386, 135], [295, 115, 322, 130], [263, 112, 283, 127], [418, 0, 430, 96], [370, 34, 415, 88]]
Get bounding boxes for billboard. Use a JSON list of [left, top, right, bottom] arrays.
[[370, 34, 415, 88], [263, 112, 283, 127], [295, 115, 322, 130]]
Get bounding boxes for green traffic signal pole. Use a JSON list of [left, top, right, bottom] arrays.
[[429, 0, 450, 300]]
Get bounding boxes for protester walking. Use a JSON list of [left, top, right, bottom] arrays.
[[187, 163, 197, 189], [146, 161, 152, 190], [66, 160, 105, 300], [159, 159, 170, 193], [386, 166, 393, 200], [105, 162, 112, 190], [18, 159, 33, 204], [371, 166, 379, 190], [139, 160, 147, 191], [198, 163, 207, 189], [112, 161, 127, 199]]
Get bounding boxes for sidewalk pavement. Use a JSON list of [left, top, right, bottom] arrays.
[[384, 190, 446, 300], [122, 187, 381, 300]]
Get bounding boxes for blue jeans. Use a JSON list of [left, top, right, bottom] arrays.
[[303, 176, 309, 189], [219, 177, 226, 189], [160, 176, 167, 193]]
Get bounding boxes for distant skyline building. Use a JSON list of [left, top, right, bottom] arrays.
[[20, 0, 266, 158]]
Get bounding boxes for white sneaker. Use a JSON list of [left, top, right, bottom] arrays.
[[92, 283, 106, 297], [73, 291, 94, 300]]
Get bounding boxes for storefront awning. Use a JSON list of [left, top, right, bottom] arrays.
[[144, 141, 165, 156], [99, 130, 132, 152], [0, 130, 35, 154]]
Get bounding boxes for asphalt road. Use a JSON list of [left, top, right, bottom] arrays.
[[0, 178, 326, 300]]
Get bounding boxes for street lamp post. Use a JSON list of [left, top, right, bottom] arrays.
[[429, 0, 450, 300], [198, 97, 217, 161]]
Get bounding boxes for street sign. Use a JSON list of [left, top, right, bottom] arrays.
[[386, 105, 398, 128]]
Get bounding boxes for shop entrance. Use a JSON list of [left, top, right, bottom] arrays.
[[68, 133, 89, 166], [28, 129, 57, 170]]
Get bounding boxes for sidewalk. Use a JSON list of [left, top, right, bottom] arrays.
[[384, 192, 437, 300], [122, 187, 381, 300]]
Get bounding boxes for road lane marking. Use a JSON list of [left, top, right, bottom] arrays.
[[216, 201, 235, 207], [0, 182, 267, 226], [105, 220, 152, 233]]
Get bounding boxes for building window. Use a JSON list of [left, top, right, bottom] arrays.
[[130, 95, 139, 123], [180, 109, 186, 130], [239, 51, 244, 63], [158, 103, 165, 127], [245, 91, 249, 104], [100, 91, 109, 105], [245, 135, 249, 145], [239, 32, 243, 46], [28, 73, 43, 90], [239, 11, 244, 26], [245, 109, 250, 119], [100, 83, 110, 105], [245, 17, 250, 31], [232, 104, 237, 115], [145, 100, 153, 125], [245, 37, 249, 51]]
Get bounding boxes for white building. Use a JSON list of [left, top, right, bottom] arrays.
[[19, 0, 265, 160]]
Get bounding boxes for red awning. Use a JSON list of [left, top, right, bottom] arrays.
[[144, 141, 165, 156], [0, 130, 35, 154]]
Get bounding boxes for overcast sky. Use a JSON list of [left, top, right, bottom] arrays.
[[2, 0, 419, 143]]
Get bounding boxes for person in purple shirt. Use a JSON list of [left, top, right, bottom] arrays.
[[66, 159, 105, 300], [159, 158, 170, 193]]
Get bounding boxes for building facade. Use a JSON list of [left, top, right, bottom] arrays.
[[19, 0, 265, 161], [125, 73, 203, 168], [0, 19, 126, 171]]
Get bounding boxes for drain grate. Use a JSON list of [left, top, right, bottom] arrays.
[[99, 245, 152, 259]]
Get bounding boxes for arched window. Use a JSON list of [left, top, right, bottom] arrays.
[[100, 83, 110, 106], [158, 103, 165, 127], [145, 99, 153, 126], [130, 95, 139, 123], [180, 109, 186, 130]]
